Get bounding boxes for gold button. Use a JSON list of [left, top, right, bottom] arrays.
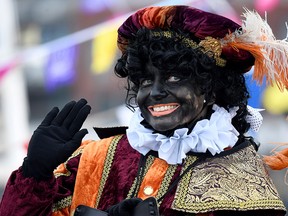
[[144, 186, 154, 196]]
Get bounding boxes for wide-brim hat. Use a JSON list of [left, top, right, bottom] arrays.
[[117, 5, 288, 89]]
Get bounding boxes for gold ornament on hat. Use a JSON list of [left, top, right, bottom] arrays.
[[199, 36, 226, 67], [151, 31, 226, 67]]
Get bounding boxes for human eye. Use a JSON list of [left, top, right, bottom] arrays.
[[140, 79, 153, 86], [166, 76, 181, 83]]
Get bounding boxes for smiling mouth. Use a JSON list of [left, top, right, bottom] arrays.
[[148, 103, 180, 117]]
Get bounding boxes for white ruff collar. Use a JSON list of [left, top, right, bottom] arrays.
[[127, 105, 240, 165]]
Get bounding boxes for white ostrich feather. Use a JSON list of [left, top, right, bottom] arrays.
[[224, 9, 288, 88]]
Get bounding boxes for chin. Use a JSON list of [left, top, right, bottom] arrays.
[[150, 122, 178, 133]]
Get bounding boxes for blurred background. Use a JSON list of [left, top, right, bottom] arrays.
[[1, 0, 288, 212]]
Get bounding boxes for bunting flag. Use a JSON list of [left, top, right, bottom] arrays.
[[91, 26, 118, 74], [80, 0, 107, 13], [44, 46, 77, 92]]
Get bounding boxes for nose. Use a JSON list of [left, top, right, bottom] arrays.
[[150, 80, 168, 100]]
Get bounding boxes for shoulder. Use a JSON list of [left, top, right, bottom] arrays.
[[79, 126, 133, 157], [93, 126, 128, 139], [173, 140, 285, 213], [80, 133, 135, 162]]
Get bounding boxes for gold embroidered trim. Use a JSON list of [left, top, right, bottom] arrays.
[[52, 195, 72, 212], [94, 135, 123, 208], [126, 155, 155, 199], [151, 31, 226, 67], [156, 164, 177, 205], [172, 156, 198, 210], [172, 145, 286, 213], [54, 147, 84, 178]]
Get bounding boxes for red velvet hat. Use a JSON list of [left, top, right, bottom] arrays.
[[117, 6, 288, 89]]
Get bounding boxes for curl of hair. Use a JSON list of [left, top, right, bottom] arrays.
[[114, 28, 250, 135]]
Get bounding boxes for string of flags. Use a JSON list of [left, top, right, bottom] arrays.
[[0, 15, 123, 91]]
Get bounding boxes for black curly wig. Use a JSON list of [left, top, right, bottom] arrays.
[[115, 28, 251, 136]]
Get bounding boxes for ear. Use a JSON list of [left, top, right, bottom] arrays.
[[206, 93, 216, 106]]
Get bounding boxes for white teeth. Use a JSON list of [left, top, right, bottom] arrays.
[[153, 105, 177, 112]]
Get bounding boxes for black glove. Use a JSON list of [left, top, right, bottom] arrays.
[[22, 98, 91, 180], [105, 198, 142, 216], [74, 205, 108, 216], [133, 197, 159, 216]]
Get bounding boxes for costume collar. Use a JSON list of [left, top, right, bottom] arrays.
[[127, 104, 240, 165]]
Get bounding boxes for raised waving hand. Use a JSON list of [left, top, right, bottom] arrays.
[[22, 98, 91, 180]]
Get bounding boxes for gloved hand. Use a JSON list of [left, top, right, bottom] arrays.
[[22, 98, 91, 180], [105, 198, 142, 216]]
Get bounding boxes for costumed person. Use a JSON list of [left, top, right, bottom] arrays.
[[1, 5, 288, 216]]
